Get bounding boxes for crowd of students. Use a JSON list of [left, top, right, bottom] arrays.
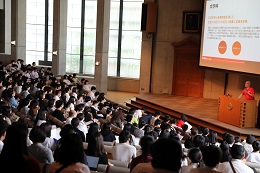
[[0, 60, 259, 173]]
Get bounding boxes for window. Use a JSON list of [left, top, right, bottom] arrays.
[[66, 0, 97, 74], [26, 0, 53, 64], [108, 0, 143, 78]]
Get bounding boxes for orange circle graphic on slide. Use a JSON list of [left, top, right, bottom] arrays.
[[218, 41, 227, 54], [232, 41, 241, 56]]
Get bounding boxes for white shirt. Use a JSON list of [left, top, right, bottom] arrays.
[[247, 152, 260, 163], [218, 159, 254, 173], [53, 95, 60, 101], [89, 91, 95, 100], [42, 137, 56, 151], [83, 85, 90, 92], [64, 93, 70, 102], [244, 143, 253, 155], [63, 79, 71, 85], [0, 140, 4, 154], [36, 120, 46, 126], [78, 121, 88, 135], [66, 117, 72, 124], [112, 143, 136, 162], [31, 71, 39, 79]]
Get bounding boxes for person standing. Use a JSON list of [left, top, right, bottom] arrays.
[[238, 81, 255, 100]]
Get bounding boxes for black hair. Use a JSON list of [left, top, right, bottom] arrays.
[[140, 135, 154, 155], [246, 134, 255, 144], [71, 118, 80, 129], [188, 148, 202, 163], [220, 141, 231, 162], [225, 133, 234, 145], [231, 144, 245, 159], [55, 100, 63, 108], [252, 140, 260, 152], [77, 113, 84, 121], [0, 119, 8, 137], [29, 126, 46, 143], [202, 145, 222, 168], [55, 133, 85, 166], [151, 138, 182, 172], [40, 123, 52, 138], [119, 130, 131, 143], [193, 135, 205, 148]]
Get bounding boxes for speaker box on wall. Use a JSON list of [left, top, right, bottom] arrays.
[[141, 2, 157, 33]]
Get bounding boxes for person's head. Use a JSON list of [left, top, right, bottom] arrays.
[[154, 110, 161, 117], [0, 119, 8, 141], [164, 115, 171, 122], [125, 114, 133, 123], [40, 123, 52, 138], [209, 131, 218, 144], [36, 110, 46, 121], [220, 141, 231, 162], [202, 128, 209, 136], [112, 103, 119, 110], [154, 119, 161, 127], [119, 130, 131, 143], [77, 113, 84, 121], [88, 123, 99, 134], [180, 114, 187, 122], [55, 90, 61, 96], [67, 96, 75, 105], [245, 81, 251, 88], [142, 125, 151, 135], [55, 133, 85, 165], [71, 118, 80, 129], [234, 137, 241, 143], [91, 86, 96, 91], [188, 148, 202, 163], [252, 141, 260, 152], [246, 134, 255, 144], [75, 104, 85, 113], [2, 106, 12, 117], [29, 126, 46, 143], [231, 144, 246, 159], [225, 133, 235, 145], [59, 124, 75, 138], [85, 132, 105, 156], [202, 145, 222, 168], [182, 124, 188, 132], [101, 122, 112, 135], [106, 108, 112, 115], [55, 100, 64, 109], [48, 99, 55, 108], [92, 100, 98, 107], [193, 135, 205, 148], [151, 138, 182, 172], [140, 135, 154, 155], [159, 129, 170, 139]]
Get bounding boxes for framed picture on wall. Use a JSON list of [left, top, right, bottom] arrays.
[[182, 11, 202, 33]]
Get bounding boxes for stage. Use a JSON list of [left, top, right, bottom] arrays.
[[127, 94, 260, 139]]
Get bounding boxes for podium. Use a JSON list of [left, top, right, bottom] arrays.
[[218, 95, 257, 128]]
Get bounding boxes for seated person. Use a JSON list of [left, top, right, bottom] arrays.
[[112, 130, 136, 163]]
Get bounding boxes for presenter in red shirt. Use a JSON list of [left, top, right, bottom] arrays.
[[238, 81, 255, 100]]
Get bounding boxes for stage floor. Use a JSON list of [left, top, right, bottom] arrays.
[[130, 94, 260, 139]]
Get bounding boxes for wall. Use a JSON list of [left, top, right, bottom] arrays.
[[108, 77, 140, 93], [149, 0, 203, 94]]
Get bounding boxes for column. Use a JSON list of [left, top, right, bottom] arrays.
[[52, 0, 67, 76], [94, 0, 110, 93], [16, 0, 26, 61], [139, 0, 155, 93]]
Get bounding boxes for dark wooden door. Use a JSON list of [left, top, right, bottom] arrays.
[[172, 37, 204, 97]]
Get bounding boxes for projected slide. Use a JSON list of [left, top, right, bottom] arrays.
[[200, 0, 260, 74]]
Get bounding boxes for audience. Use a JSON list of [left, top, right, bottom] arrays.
[[49, 133, 90, 173], [0, 61, 259, 173]]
